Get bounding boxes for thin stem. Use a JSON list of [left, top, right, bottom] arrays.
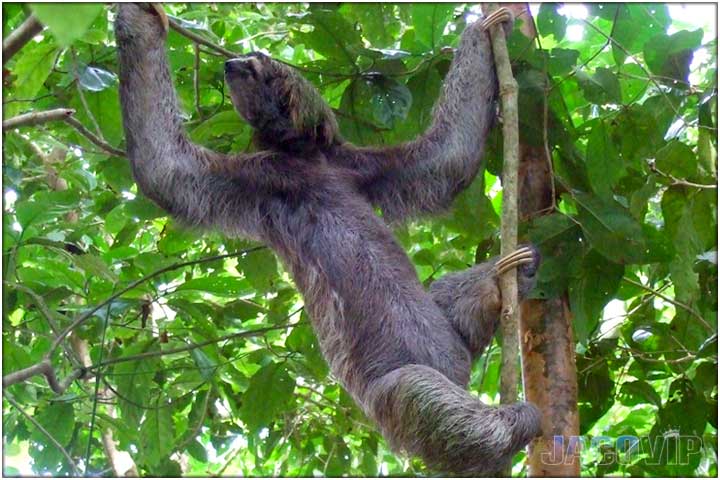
[[3, 393, 80, 475], [622, 276, 714, 333]]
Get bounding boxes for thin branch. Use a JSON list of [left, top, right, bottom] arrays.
[[2, 108, 75, 130], [2, 108, 126, 157], [2, 359, 84, 393], [64, 116, 126, 157], [168, 17, 235, 58], [90, 321, 302, 371], [71, 47, 104, 138], [3, 393, 80, 475], [193, 42, 203, 120], [2, 14, 44, 66], [482, 4, 522, 411], [622, 276, 714, 333], [648, 161, 717, 189], [47, 247, 266, 358]]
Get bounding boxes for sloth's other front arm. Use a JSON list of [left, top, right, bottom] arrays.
[[336, 20, 497, 223], [115, 4, 291, 239]]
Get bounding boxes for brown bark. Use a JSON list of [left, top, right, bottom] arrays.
[[500, 4, 581, 476], [2, 14, 44, 66]]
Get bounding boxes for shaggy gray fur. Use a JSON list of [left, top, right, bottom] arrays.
[[116, 4, 541, 475]]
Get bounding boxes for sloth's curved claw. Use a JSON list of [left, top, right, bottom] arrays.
[[480, 7, 514, 32], [495, 246, 534, 275], [151, 3, 169, 32], [142, 3, 169, 32]]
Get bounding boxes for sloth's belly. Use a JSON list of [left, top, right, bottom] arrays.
[[273, 204, 471, 398]]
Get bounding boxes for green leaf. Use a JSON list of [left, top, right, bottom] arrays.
[[239, 362, 295, 434], [611, 4, 670, 65], [410, 4, 454, 50], [569, 249, 624, 342], [290, 9, 362, 65], [620, 380, 662, 407], [537, 3, 566, 41], [586, 120, 623, 198], [139, 400, 175, 467], [370, 78, 412, 129], [655, 140, 698, 180], [576, 67, 622, 105], [114, 341, 161, 425], [30, 4, 104, 46], [5, 42, 57, 118], [186, 439, 208, 462], [189, 110, 249, 143], [71, 253, 119, 282], [547, 48, 579, 77], [235, 248, 279, 291], [176, 276, 251, 297], [190, 348, 218, 380], [31, 401, 74, 446], [572, 192, 648, 264], [644, 29, 703, 83]]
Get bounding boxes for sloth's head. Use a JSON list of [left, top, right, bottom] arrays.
[[224, 53, 340, 151]]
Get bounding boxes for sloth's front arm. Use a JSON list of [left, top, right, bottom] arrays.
[[333, 17, 502, 223], [116, 3, 302, 238]]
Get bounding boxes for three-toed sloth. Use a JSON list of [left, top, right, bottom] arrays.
[[116, 3, 541, 475]]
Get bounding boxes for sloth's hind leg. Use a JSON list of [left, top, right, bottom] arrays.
[[368, 364, 541, 476]]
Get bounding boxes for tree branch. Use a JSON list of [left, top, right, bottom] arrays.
[[622, 276, 714, 333], [64, 116, 126, 157], [2, 359, 84, 393], [2, 108, 75, 130], [2, 14, 44, 66], [2, 108, 126, 157], [3, 392, 80, 475], [168, 17, 235, 58]]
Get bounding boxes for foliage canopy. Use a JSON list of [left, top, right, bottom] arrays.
[[2, 3, 717, 477]]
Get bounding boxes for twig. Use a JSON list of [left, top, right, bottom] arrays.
[[622, 276, 714, 333], [193, 42, 203, 120], [64, 116, 126, 157], [2, 359, 84, 393], [91, 321, 301, 370], [176, 387, 212, 451], [648, 161, 716, 189], [47, 246, 265, 358], [3, 392, 80, 475], [482, 4, 521, 406], [168, 17, 235, 58], [71, 48, 104, 138], [2, 14, 44, 66], [2, 108, 75, 130], [2, 108, 126, 157]]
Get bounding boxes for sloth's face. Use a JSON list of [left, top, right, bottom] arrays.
[[224, 52, 292, 133], [224, 53, 338, 149]]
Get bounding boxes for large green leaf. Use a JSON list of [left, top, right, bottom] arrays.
[[644, 29, 704, 83], [586, 120, 623, 198], [239, 362, 295, 434], [30, 4, 104, 47], [572, 192, 648, 264]]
